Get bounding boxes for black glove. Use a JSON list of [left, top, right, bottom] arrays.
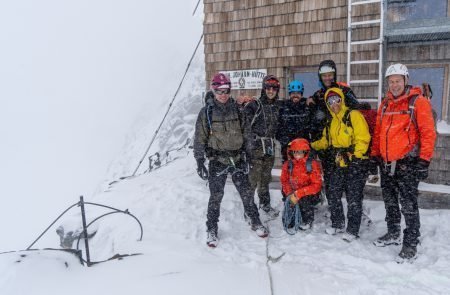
[[196, 158, 208, 180], [415, 158, 430, 181]]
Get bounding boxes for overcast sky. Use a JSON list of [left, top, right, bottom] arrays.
[[0, 0, 202, 250]]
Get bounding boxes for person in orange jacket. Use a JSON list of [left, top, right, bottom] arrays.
[[280, 138, 322, 230], [371, 63, 436, 262]]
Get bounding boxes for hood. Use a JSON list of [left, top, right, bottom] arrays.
[[324, 87, 348, 119], [386, 85, 422, 103], [287, 138, 310, 159], [318, 60, 337, 89]]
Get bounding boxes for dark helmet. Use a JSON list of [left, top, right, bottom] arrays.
[[211, 73, 231, 91], [318, 60, 337, 88], [262, 75, 280, 90]]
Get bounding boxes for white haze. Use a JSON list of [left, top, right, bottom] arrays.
[[0, 0, 203, 251]]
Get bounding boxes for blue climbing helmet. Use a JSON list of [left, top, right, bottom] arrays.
[[288, 80, 304, 94]]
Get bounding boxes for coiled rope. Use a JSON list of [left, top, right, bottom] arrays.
[[282, 198, 302, 235]]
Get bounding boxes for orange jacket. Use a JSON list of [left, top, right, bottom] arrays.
[[371, 86, 436, 162], [281, 157, 322, 199]]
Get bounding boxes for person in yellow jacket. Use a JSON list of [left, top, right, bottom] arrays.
[[312, 87, 371, 242]]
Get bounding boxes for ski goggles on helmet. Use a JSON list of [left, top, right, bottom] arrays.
[[327, 95, 341, 106], [290, 150, 307, 155], [214, 88, 231, 95], [263, 80, 280, 90]]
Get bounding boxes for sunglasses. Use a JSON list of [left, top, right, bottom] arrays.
[[327, 95, 341, 106], [290, 150, 307, 155], [214, 88, 230, 95]]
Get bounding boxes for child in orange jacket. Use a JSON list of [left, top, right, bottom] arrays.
[[281, 138, 323, 230]]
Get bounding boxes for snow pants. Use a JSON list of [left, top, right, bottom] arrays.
[[327, 160, 368, 236], [206, 159, 262, 232], [380, 158, 421, 247], [248, 154, 275, 208]]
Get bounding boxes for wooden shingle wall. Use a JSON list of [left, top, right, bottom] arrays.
[[204, 0, 382, 99]]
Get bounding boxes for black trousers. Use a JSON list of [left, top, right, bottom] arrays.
[[380, 159, 420, 247], [206, 159, 261, 232], [249, 155, 275, 208], [327, 161, 368, 236], [299, 194, 320, 224]]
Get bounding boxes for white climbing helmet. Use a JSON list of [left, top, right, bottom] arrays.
[[385, 63, 409, 79]]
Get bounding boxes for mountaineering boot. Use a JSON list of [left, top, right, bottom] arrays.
[[325, 227, 345, 235], [251, 224, 269, 238], [206, 229, 219, 248], [342, 232, 358, 243], [260, 204, 280, 219], [373, 231, 401, 247], [396, 245, 417, 264], [299, 223, 312, 231]]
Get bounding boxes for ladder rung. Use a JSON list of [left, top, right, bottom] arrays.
[[351, 19, 381, 26], [351, 0, 381, 6], [350, 80, 379, 84], [358, 98, 379, 103], [350, 60, 380, 65], [351, 39, 381, 45]]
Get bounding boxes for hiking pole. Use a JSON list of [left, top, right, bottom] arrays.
[[80, 196, 91, 267]]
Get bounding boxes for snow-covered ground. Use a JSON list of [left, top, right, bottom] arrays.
[[2, 1, 450, 294], [2, 154, 450, 295], [2, 55, 450, 293]]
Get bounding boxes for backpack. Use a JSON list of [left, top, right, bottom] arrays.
[[342, 107, 377, 139], [380, 83, 437, 132]]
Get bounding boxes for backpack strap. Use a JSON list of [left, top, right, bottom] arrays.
[[342, 109, 353, 128], [205, 104, 213, 135], [306, 153, 313, 174], [288, 156, 314, 175], [407, 94, 419, 131], [249, 98, 263, 127], [379, 95, 419, 131]]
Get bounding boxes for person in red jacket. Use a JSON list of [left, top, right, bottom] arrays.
[[280, 138, 322, 230], [371, 63, 436, 262]]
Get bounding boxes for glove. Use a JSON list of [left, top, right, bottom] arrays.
[[288, 193, 299, 206], [415, 158, 430, 181], [196, 158, 209, 180]]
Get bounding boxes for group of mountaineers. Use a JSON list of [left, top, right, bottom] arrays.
[[193, 59, 436, 263]]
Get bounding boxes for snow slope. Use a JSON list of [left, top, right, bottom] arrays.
[[2, 54, 450, 293], [2, 154, 450, 295]]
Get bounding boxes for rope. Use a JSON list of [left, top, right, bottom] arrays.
[[131, 34, 204, 176], [192, 0, 201, 16], [264, 218, 285, 295], [282, 198, 301, 235]]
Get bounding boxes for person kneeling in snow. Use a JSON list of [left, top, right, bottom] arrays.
[[281, 138, 322, 230], [193, 73, 269, 248]]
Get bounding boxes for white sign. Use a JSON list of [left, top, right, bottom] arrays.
[[220, 69, 267, 90]]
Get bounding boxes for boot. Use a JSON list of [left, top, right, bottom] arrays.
[[396, 245, 417, 263], [260, 204, 280, 219], [251, 224, 269, 238], [206, 229, 219, 248], [373, 231, 401, 247], [325, 227, 345, 235]]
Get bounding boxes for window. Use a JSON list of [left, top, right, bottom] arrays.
[[408, 66, 445, 120], [387, 0, 448, 23], [293, 71, 319, 98]]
